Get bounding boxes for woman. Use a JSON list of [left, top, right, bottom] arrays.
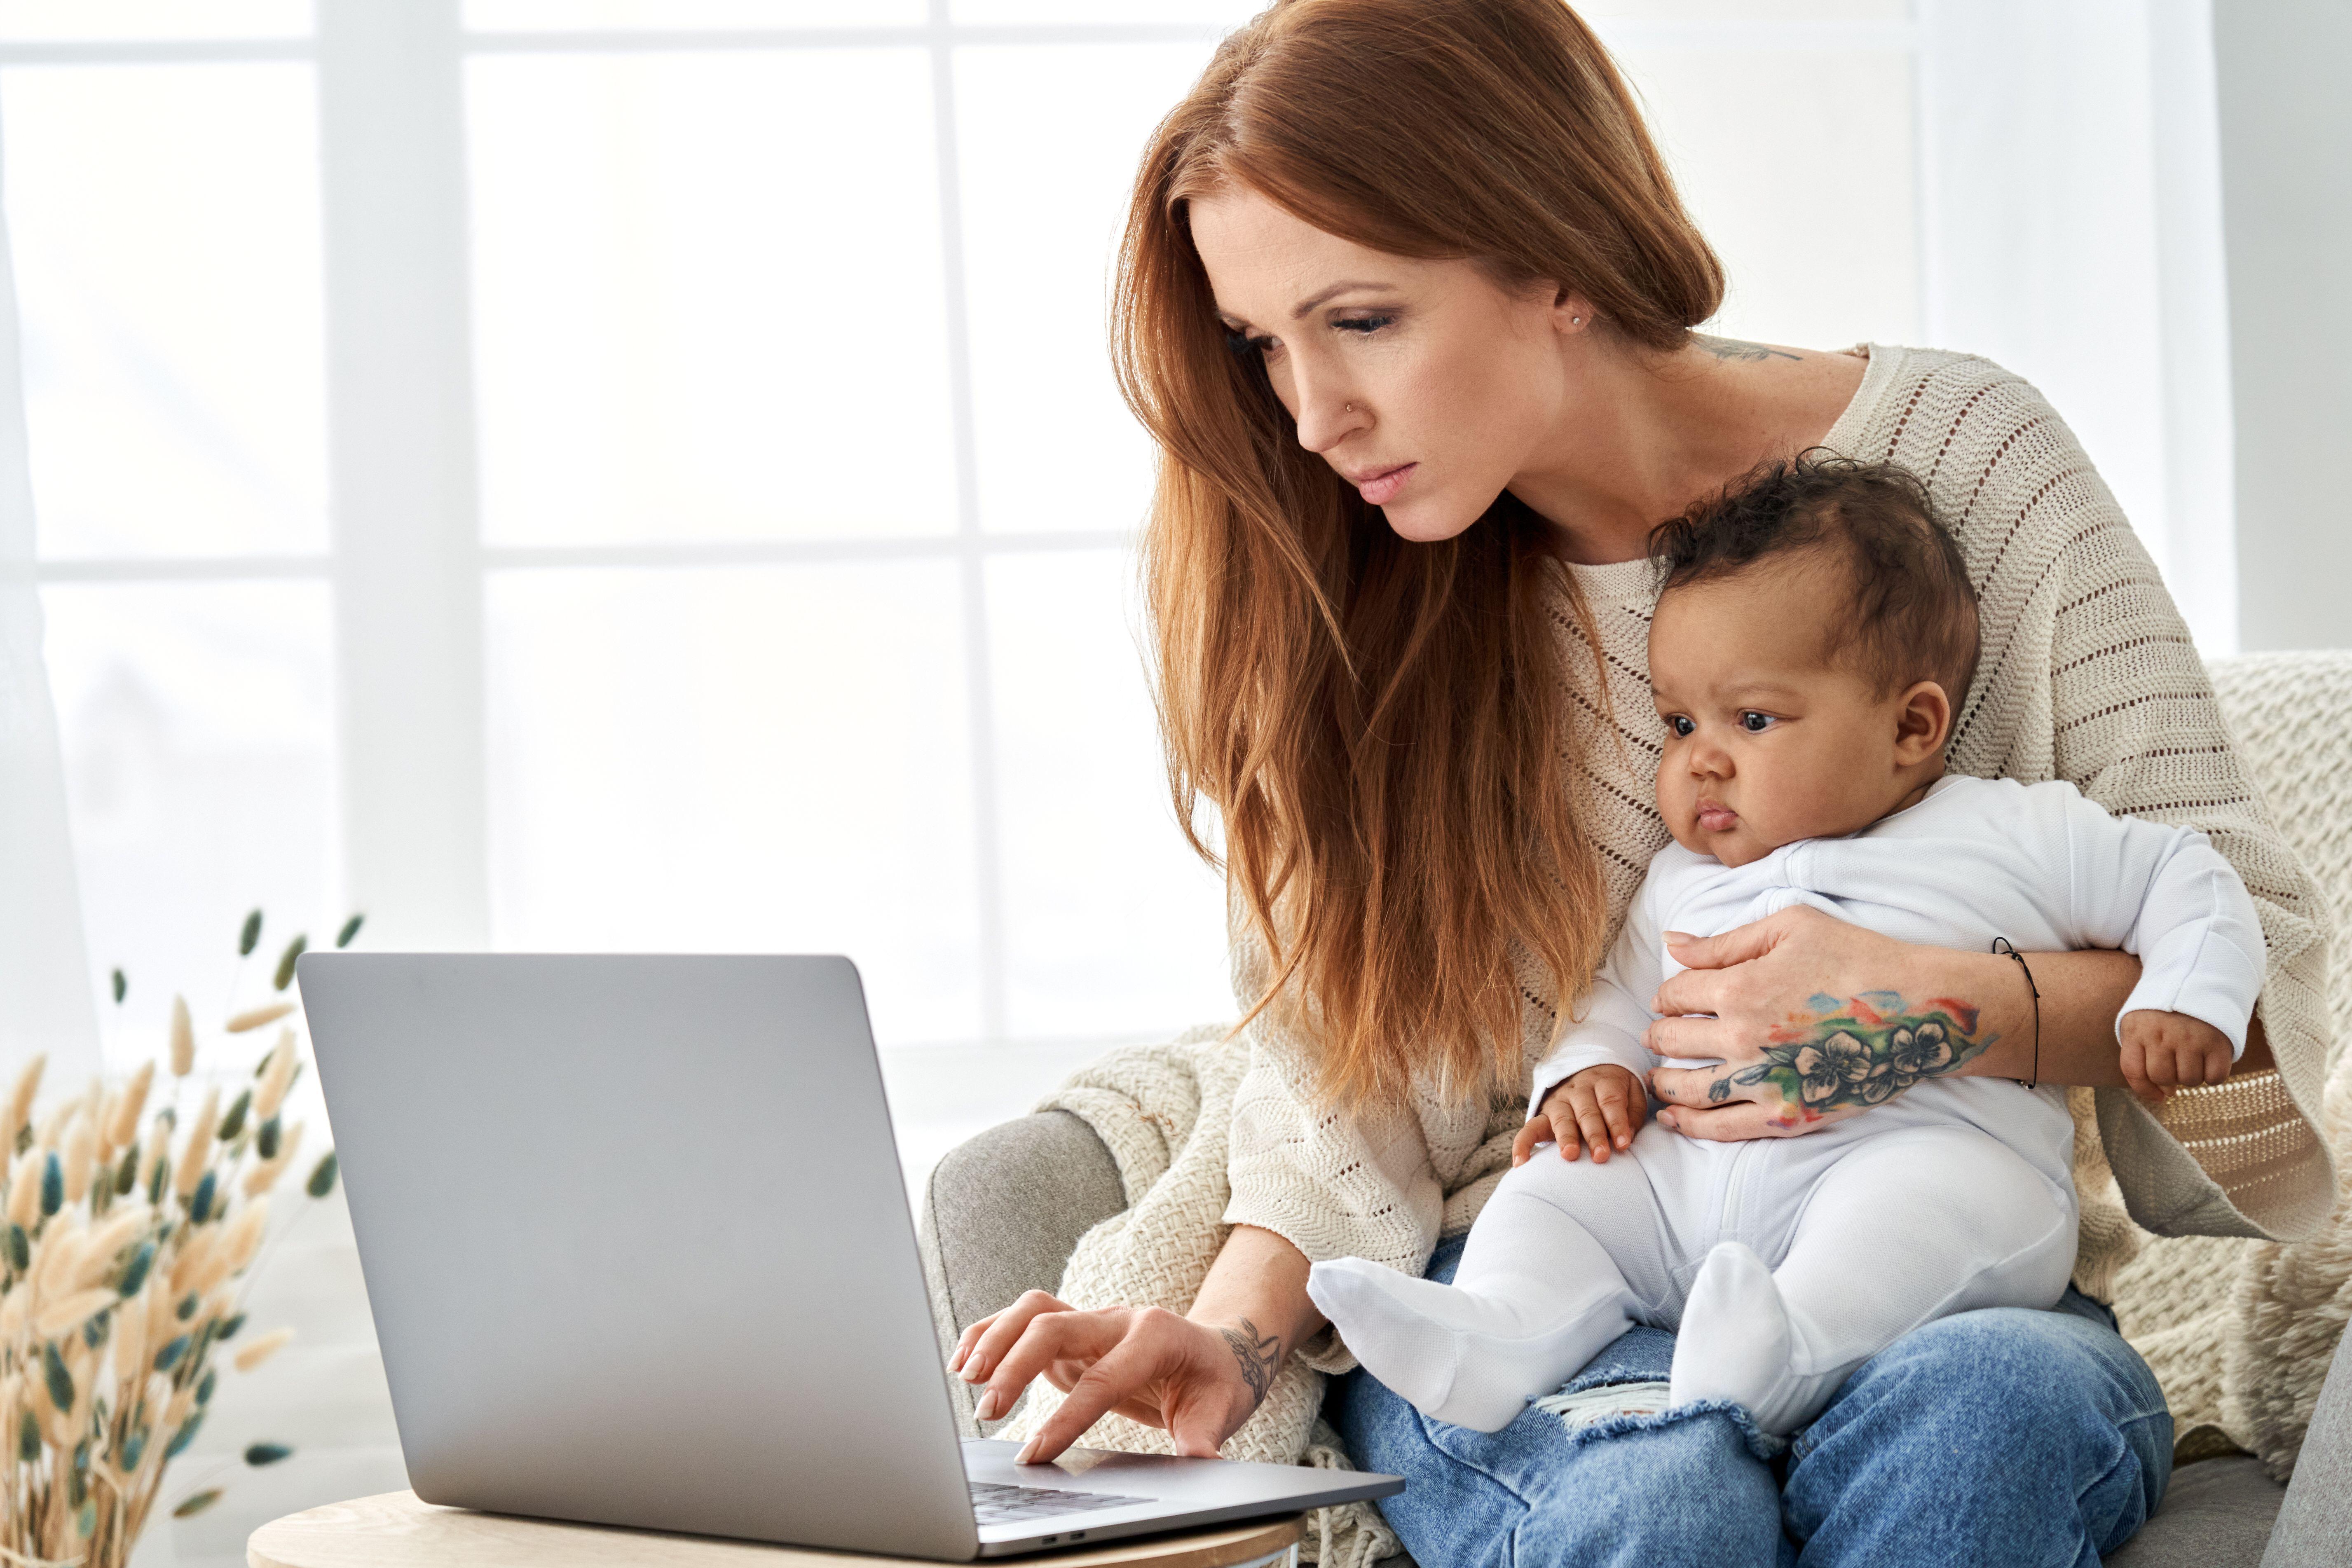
[[953, 2, 2334, 1562]]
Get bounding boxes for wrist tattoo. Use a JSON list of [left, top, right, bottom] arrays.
[[1709, 991, 1996, 1123], [1221, 1318, 1282, 1409]]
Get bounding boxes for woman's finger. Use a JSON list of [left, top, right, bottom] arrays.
[[1648, 1063, 1738, 1108], [1647, 964, 1734, 1022], [1015, 1315, 1186, 1464], [1642, 1013, 1736, 1064], [950, 1312, 996, 1373], [1659, 913, 1789, 976], [978, 1306, 1124, 1424], [1656, 1100, 1784, 1142], [958, 1289, 1071, 1383]]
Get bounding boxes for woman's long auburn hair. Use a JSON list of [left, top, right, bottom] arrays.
[[1118, 0, 1723, 1108]]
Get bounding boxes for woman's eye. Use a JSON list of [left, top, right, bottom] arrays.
[[1333, 314, 1396, 336], [1224, 328, 1274, 358], [1740, 711, 1776, 733], [1667, 715, 1694, 738]]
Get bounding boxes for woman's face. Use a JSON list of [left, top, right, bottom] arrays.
[[1189, 186, 1589, 543]]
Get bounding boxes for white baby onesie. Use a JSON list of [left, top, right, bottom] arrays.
[[1307, 774, 2265, 1436]]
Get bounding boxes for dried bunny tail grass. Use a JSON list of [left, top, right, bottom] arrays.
[[253, 1029, 299, 1122], [161, 1383, 192, 1431], [144, 1283, 182, 1357], [107, 1060, 155, 1149], [5, 1153, 39, 1228], [241, 1121, 306, 1199], [0, 1285, 25, 1342], [225, 1001, 294, 1035], [34, 1220, 86, 1300], [220, 1198, 268, 1276], [169, 1228, 219, 1299], [5, 1053, 44, 1142], [232, 1326, 294, 1374], [75, 1208, 152, 1290], [170, 995, 196, 1077], [62, 1115, 95, 1205], [186, 1238, 238, 1302], [173, 1088, 219, 1199], [33, 1287, 118, 1341], [112, 1293, 147, 1384]]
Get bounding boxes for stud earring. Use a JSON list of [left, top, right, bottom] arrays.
[[1571, 315, 1583, 325]]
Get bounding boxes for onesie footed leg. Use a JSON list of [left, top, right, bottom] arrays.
[[1669, 1241, 1840, 1437], [1307, 1182, 1637, 1434]]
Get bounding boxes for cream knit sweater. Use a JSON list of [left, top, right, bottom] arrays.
[[1223, 344, 2338, 1332]]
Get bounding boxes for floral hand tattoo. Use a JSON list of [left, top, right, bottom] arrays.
[[1709, 991, 1996, 1123]]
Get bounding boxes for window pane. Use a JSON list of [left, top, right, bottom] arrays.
[[988, 551, 1228, 1039], [0, 0, 309, 40], [3, 64, 329, 558], [1618, 44, 1919, 348], [485, 562, 982, 1046], [41, 581, 339, 1067], [468, 51, 957, 548], [469, 0, 917, 27], [957, 42, 1215, 535]]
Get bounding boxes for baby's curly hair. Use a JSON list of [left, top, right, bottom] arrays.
[[1647, 452, 1981, 706]]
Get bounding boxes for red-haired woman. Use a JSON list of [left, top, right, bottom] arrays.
[[952, 2, 2332, 1559]]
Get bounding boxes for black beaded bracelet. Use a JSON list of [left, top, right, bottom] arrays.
[[1992, 937, 2041, 1088]]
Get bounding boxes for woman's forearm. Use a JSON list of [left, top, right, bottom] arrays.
[[1188, 1224, 1326, 1397], [1941, 947, 2135, 1088]]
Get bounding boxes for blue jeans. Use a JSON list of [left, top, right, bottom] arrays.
[[1329, 1233, 2172, 1567]]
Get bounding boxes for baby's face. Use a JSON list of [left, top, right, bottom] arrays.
[[1647, 559, 1929, 868]]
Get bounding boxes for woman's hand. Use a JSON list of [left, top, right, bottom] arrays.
[[949, 1292, 1271, 1464], [1511, 1064, 1647, 1165], [1644, 905, 2008, 1140]]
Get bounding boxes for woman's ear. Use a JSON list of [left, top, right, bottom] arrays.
[[1550, 287, 1595, 335], [1892, 679, 1953, 765]]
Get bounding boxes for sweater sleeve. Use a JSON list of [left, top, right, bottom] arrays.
[[2005, 392, 2335, 1241], [2050, 784, 2267, 1056], [1220, 912, 1445, 1278]]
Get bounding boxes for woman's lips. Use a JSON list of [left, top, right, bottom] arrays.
[[1696, 803, 1739, 833], [1356, 462, 1417, 506]]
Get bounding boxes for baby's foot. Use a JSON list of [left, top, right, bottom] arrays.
[[1668, 1241, 1839, 1437], [1306, 1257, 1593, 1433]]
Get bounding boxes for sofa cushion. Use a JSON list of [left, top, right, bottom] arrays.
[[2106, 1457, 2285, 1568]]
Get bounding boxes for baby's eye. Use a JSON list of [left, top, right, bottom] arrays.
[[1666, 715, 1695, 738], [1739, 711, 1777, 733]]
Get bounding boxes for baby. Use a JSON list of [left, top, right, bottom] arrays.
[[1306, 455, 2263, 1437]]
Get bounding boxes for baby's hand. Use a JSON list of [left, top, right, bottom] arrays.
[[1513, 1065, 1647, 1166], [2118, 1010, 2234, 1107]]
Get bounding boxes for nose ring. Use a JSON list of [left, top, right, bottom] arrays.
[[1346, 402, 1356, 412]]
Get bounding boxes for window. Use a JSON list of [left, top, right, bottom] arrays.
[[16, 0, 2226, 1138]]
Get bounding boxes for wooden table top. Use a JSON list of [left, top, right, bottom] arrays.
[[246, 1491, 1306, 1568]]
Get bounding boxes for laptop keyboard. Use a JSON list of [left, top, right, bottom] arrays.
[[969, 1481, 1155, 1526]]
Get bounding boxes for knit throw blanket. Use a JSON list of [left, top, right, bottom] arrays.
[[998, 1027, 1399, 1568]]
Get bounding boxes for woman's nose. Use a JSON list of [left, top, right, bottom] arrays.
[[1289, 368, 1364, 454]]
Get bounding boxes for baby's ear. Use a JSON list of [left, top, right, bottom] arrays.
[[1893, 679, 1952, 763]]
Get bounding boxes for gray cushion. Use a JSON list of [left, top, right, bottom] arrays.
[[916, 1109, 1128, 1435], [2263, 1318, 2352, 1567], [2106, 1457, 2284, 1568]]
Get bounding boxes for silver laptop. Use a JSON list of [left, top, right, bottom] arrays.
[[296, 953, 1401, 1560]]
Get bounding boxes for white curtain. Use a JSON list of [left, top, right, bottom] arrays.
[[1919, 0, 2237, 653], [0, 111, 95, 1079]]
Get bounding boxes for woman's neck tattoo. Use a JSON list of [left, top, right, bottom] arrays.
[[1713, 991, 1996, 1124], [1221, 1318, 1282, 1409]]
